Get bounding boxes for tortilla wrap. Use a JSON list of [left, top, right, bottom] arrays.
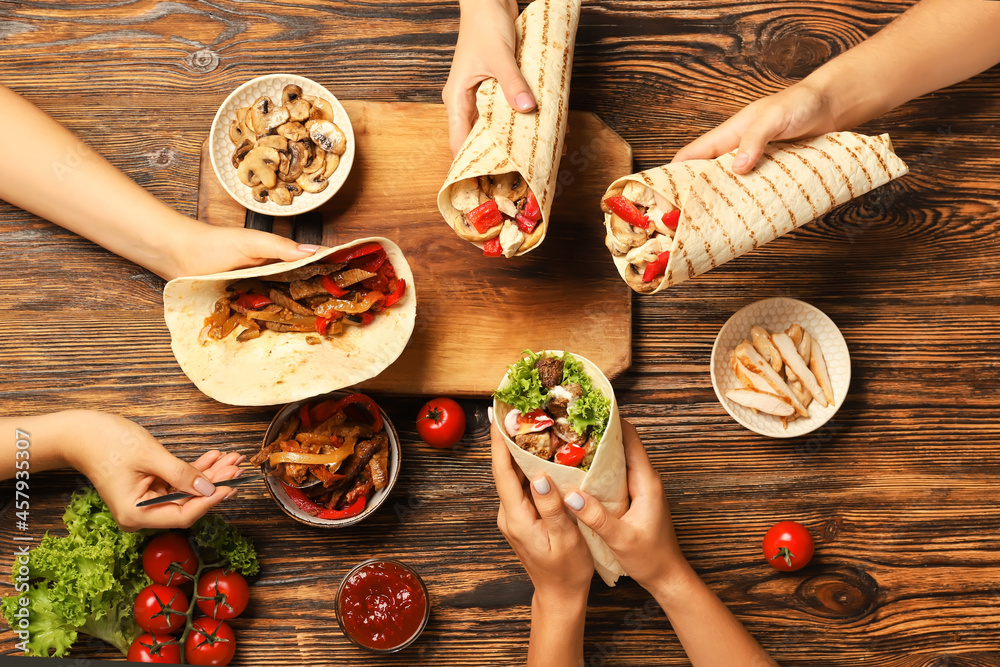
[[438, 0, 581, 256], [163, 237, 416, 406], [604, 131, 908, 293], [493, 351, 627, 586]]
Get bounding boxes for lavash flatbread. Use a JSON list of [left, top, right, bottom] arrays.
[[493, 351, 627, 586], [164, 237, 415, 406], [604, 132, 908, 293], [438, 0, 581, 256]]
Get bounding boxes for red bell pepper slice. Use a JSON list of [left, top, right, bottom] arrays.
[[555, 443, 586, 467], [468, 200, 503, 233], [661, 209, 680, 231], [359, 312, 375, 326], [515, 213, 539, 234], [298, 404, 313, 431], [234, 293, 272, 310], [315, 316, 333, 335], [605, 195, 649, 228], [383, 279, 406, 308], [328, 242, 384, 264], [483, 238, 503, 257], [319, 274, 348, 298], [310, 393, 383, 432], [353, 248, 386, 273], [316, 496, 366, 520], [522, 190, 541, 222], [281, 483, 323, 515], [642, 250, 671, 282]]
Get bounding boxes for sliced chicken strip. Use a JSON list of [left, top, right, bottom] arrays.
[[809, 339, 836, 405], [771, 333, 827, 407], [750, 325, 782, 373], [725, 389, 795, 417], [731, 352, 780, 396], [735, 341, 809, 417]]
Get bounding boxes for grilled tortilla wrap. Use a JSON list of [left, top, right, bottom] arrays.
[[493, 351, 627, 586], [164, 237, 415, 406], [438, 0, 581, 256], [604, 132, 908, 293]]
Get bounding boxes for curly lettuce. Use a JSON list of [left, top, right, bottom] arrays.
[[493, 350, 547, 413]]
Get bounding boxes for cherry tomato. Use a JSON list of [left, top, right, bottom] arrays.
[[416, 398, 466, 448], [134, 584, 189, 634], [143, 533, 198, 586], [127, 633, 182, 663], [185, 617, 236, 666], [196, 568, 250, 620], [762, 521, 815, 572]]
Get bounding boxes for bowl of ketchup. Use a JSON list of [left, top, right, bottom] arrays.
[[336, 559, 430, 653]]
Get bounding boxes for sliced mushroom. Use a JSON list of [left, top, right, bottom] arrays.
[[809, 339, 835, 405], [623, 263, 659, 294], [279, 141, 308, 183], [734, 341, 809, 417], [302, 147, 325, 174], [237, 146, 280, 189], [231, 139, 253, 169], [283, 182, 303, 198], [321, 153, 340, 180], [605, 232, 631, 257], [307, 120, 347, 156], [229, 119, 246, 145], [284, 98, 311, 123], [724, 389, 795, 417], [770, 333, 827, 407], [281, 84, 304, 104], [308, 98, 336, 122], [450, 178, 486, 214], [608, 212, 649, 248], [276, 121, 309, 142], [256, 135, 288, 152], [296, 171, 329, 194], [479, 172, 527, 200], [269, 186, 293, 206], [251, 183, 269, 203], [249, 96, 290, 136]]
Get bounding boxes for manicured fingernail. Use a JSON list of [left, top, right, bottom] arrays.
[[487, 406, 494, 425], [298, 244, 321, 253], [515, 92, 535, 111], [236, 455, 247, 465], [232, 469, 244, 479], [225, 489, 239, 500], [564, 492, 585, 511], [733, 152, 749, 169], [532, 477, 550, 495], [193, 477, 216, 497]]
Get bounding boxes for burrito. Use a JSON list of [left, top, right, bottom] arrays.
[[164, 237, 415, 406], [493, 350, 627, 586], [438, 0, 581, 258], [602, 131, 909, 293]]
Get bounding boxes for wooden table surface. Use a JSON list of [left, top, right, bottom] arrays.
[[3, 1, 1000, 665]]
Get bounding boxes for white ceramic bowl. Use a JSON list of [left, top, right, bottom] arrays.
[[209, 73, 355, 216], [261, 392, 400, 527], [710, 297, 851, 438]]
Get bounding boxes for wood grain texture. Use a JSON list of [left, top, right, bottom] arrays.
[[3, 0, 1000, 665], [197, 102, 634, 395]]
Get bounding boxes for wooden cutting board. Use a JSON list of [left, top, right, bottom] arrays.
[[197, 101, 632, 396]]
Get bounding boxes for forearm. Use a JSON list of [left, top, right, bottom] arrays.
[[527, 590, 588, 667], [803, 0, 1000, 129], [651, 562, 777, 667], [0, 85, 197, 278], [0, 412, 97, 480]]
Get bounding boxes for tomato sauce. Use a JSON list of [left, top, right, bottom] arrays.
[[337, 560, 429, 652]]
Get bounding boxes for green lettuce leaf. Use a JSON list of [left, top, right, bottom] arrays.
[[561, 353, 612, 441], [191, 515, 260, 576], [493, 350, 547, 413]]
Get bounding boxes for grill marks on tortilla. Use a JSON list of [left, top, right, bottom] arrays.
[[699, 173, 746, 254], [544, 0, 571, 208], [712, 162, 768, 244], [683, 165, 718, 268], [760, 152, 818, 220], [804, 144, 854, 200], [453, 124, 485, 172], [827, 134, 873, 188], [751, 169, 797, 234], [784, 148, 836, 209], [857, 134, 895, 180], [527, 0, 550, 186]]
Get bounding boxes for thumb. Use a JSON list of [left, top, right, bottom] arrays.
[[563, 489, 620, 543], [493, 58, 535, 114], [240, 229, 320, 263], [150, 448, 217, 498], [731, 109, 787, 174]]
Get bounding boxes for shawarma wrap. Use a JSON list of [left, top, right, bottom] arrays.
[[602, 131, 909, 293], [493, 351, 627, 586], [438, 0, 581, 258], [164, 237, 415, 406]]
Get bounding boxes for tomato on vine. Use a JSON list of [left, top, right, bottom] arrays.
[[134, 584, 189, 634], [196, 569, 250, 620]]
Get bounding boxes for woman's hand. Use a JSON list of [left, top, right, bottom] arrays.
[[672, 82, 837, 174], [64, 412, 244, 531], [442, 0, 536, 155], [561, 420, 687, 597]]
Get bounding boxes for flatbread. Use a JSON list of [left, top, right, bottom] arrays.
[[164, 237, 416, 406], [604, 132, 909, 292], [493, 351, 627, 586], [438, 0, 581, 255]]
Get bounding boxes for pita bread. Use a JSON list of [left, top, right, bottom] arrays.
[[163, 237, 415, 406], [493, 351, 627, 586], [438, 0, 581, 256], [604, 132, 908, 293]]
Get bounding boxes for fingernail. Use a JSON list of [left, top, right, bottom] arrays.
[[487, 406, 494, 425], [236, 455, 247, 465], [225, 489, 239, 500], [532, 477, 550, 495], [733, 152, 749, 169], [564, 492, 585, 511], [232, 469, 244, 479], [297, 243, 321, 253], [193, 477, 216, 497], [515, 92, 535, 111]]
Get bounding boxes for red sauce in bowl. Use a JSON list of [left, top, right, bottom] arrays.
[[336, 559, 429, 652]]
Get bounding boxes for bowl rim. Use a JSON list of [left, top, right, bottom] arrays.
[[260, 391, 400, 527], [334, 558, 430, 654], [208, 72, 356, 217], [709, 297, 852, 438]]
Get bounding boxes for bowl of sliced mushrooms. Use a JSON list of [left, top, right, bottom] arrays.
[[710, 298, 851, 438], [209, 74, 355, 215]]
